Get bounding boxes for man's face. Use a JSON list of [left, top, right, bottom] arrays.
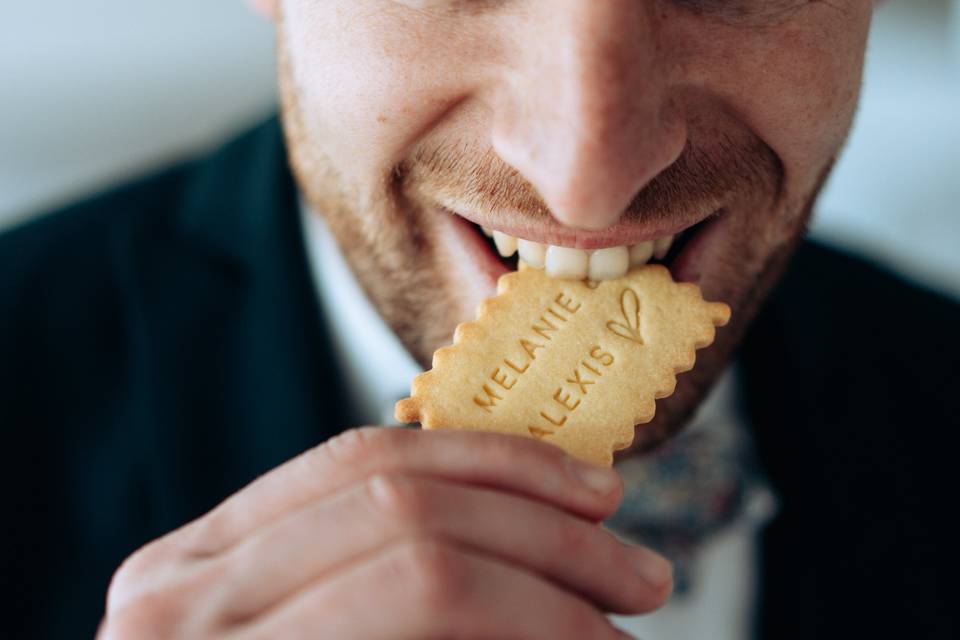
[[272, 0, 872, 448]]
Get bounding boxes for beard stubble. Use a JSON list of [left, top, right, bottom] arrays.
[[277, 26, 830, 447]]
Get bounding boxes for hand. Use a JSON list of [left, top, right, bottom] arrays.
[[99, 427, 672, 639]]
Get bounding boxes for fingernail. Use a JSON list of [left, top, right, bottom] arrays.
[[632, 548, 674, 590], [566, 456, 620, 495]]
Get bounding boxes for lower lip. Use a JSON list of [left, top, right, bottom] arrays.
[[449, 213, 510, 288]]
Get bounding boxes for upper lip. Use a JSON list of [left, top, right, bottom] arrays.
[[438, 202, 718, 250]]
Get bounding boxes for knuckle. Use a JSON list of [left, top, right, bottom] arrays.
[[106, 559, 232, 639], [556, 519, 592, 557], [179, 511, 230, 558], [105, 540, 168, 611], [397, 539, 469, 613], [561, 603, 607, 640], [485, 431, 550, 460], [366, 473, 432, 529], [100, 591, 183, 640], [318, 426, 397, 468], [187, 555, 234, 597], [482, 432, 566, 474], [153, 506, 235, 562], [105, 565, 137, 614], [106, 550, 232, 636]]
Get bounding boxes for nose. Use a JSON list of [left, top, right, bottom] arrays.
[[490, 0, 686, 230]]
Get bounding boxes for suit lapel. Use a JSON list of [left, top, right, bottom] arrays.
[[121, 117, 354, 529], [737, 241, 959, 638]]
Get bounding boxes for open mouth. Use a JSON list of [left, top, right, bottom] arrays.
[[456, 212, 720, 283]]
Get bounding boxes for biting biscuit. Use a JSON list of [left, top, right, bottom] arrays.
[[396, 265, 730, 466]]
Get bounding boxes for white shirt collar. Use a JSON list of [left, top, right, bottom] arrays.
[[300, 202, 422, 426]]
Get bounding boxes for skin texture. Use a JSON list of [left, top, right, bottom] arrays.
[[100, 429, 667, 638], [277, 0, 872, 447], [101, 1, 875, 637]]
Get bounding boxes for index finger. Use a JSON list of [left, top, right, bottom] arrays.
[[179, 427, 623, 556]]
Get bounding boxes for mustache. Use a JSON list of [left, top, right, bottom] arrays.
[[398, 131, 783, 227]]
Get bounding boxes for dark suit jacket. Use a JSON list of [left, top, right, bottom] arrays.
[[2, 118, 957, 639]]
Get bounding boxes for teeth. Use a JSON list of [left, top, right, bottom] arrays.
[[653, 234, 674, 260], [545, 246, 589, 280], [629, 241, 654, 266], [588, 246, 629, 281], [517, 239, 546, 268], [482, 226, 677, 281], [492, 230, 518, 257]]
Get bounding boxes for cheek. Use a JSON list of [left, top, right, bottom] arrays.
[[282, 1, 487, 184], [682, 6, 870, 196], [754, 26, 866, 180]]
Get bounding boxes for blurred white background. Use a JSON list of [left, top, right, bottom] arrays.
[[0, 1, 276, 225], [1, 0, 958, 298]]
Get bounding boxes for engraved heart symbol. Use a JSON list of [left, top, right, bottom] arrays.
[[606, 288, 644, 344]]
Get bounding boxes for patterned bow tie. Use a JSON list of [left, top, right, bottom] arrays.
[[604, 370, 776, 595]]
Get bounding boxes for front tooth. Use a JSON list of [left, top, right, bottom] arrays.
[[492, 231, 518, 257], [653, 234, 674, 260], [517, 239, 546, 268], [588, 246, 629, 281], [629, 241, 654, 266], [545, 246, 589, 280], [481, 226, 493, 238]]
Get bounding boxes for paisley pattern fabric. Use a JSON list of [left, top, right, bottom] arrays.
[[606, 369, 777, 595]]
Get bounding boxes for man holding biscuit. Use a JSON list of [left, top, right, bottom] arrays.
[[3, 1, 957, 638]]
